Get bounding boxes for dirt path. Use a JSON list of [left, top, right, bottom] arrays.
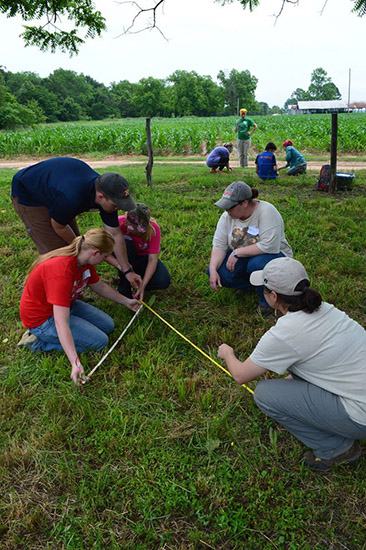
[[1, 156, 365, 171]]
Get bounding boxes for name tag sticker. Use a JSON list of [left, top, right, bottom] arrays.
[[248, 226, 259, 236], [83, 269, 91, 279]]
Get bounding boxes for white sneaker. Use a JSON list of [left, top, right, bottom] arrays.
[[17, 330, 38, 347]]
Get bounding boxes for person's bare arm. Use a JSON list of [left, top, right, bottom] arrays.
[[50, 219, 78, 244], [249, 123, 258, 136], [209, 249, 227, 290], [89, 280, 140, 311], [53, 305, 85, 385], [217, 344, 267, 384], [225, 243, 262, 272], [134, 254, 158, 301], [104, 225, 142, 289]]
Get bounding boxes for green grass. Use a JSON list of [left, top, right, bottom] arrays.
[[1, 163, 366, 549]]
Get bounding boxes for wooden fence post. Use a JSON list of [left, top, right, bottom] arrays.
[[145, 117, 153, 186]]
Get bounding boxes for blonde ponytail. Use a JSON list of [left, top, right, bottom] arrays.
[[26, 228, 115, 278]]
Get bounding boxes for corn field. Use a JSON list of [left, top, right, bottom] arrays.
[[0, 114, 365, 157]]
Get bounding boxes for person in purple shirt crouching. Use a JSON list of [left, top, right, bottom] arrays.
[[206, 143, 233, 173]]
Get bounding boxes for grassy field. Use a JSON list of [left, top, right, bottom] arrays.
[[1, 113, 366, 158], [1, 163, 366, 549]]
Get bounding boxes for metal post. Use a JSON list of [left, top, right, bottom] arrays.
[[347, 68, 351, 113], [329, 112, 338, 194]]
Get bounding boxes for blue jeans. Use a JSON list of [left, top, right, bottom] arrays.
[[29, 300, 114, 353], [287, 163, 307, 176], [207, 250, 285, 306], [118, 237, 171, 298], [254, 378, 366, 459]]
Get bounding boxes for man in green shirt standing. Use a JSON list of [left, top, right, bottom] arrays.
[[234, 108, 258, 167]]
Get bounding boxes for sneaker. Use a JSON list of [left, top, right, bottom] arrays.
[[17, 329, 38, 347], [302, 442, 362, 472], [210, 168, 217, 173]]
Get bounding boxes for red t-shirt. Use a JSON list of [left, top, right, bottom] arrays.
[[20, 256, 99, 328], [118, 215, 161, 256]]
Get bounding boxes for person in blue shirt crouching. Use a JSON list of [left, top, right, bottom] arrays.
[[255, 142, 278, 181]]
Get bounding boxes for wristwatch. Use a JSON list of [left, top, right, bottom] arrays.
[[123, 267, 133, 276], [233, 250, 238, 258]]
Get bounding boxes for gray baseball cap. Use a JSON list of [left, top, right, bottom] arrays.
[[250, 257, 310, 296], [215, 181, 253, 210], [97, 173, 136, 211]]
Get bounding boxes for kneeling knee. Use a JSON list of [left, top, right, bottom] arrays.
[[105, 318, 115, 335], [94, 332, 109, 350], [254, 380, 274, 409], [161, 273, 171, 290]]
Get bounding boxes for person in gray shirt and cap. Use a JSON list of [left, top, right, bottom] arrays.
[[218, 257, 366, 472], [207, 181, 292, 315]]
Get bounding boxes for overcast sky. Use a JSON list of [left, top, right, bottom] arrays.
[[0, 0, 365, 108]]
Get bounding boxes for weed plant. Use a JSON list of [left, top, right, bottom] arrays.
[[1, 164, 366, 549]]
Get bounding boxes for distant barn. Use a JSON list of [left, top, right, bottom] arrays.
[[288, 100, 366, 115], [289, 100, 349, 115]]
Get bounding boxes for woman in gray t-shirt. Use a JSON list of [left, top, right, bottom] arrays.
[[208, 181, 292, 315], [217, 257, 366, 472]]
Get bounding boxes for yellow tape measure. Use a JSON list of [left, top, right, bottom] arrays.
[[140, 300, 254, 395]]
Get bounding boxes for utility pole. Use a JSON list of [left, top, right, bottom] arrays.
[[347, 68, 351, 113]]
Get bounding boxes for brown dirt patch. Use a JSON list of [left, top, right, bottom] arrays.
[[0, 155, 365, 171]]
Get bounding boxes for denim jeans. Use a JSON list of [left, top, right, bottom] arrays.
[[287, 163, 307, 176], [207, 250, 285, 306], [118, 237, 171, 298], [254, 378, 366, 459], [29, 300, 114, 353]]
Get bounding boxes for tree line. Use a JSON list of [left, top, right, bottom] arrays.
[[0, 67, 281, 130], [284, 68, 342, 107], [0, 66, 341, 130]]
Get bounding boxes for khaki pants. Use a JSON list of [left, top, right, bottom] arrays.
[[12, 196, 80, 254], [237, 138, 251, 167]]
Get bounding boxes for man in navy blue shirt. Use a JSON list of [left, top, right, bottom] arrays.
[[255, 142, 278, 181], [12, 157, 142, 289]]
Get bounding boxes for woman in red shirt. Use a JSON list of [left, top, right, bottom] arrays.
[[19, 228, 139, 385]]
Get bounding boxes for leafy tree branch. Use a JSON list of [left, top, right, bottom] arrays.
[[0, 0, 365, 54], [0, 1, 106, 54]]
